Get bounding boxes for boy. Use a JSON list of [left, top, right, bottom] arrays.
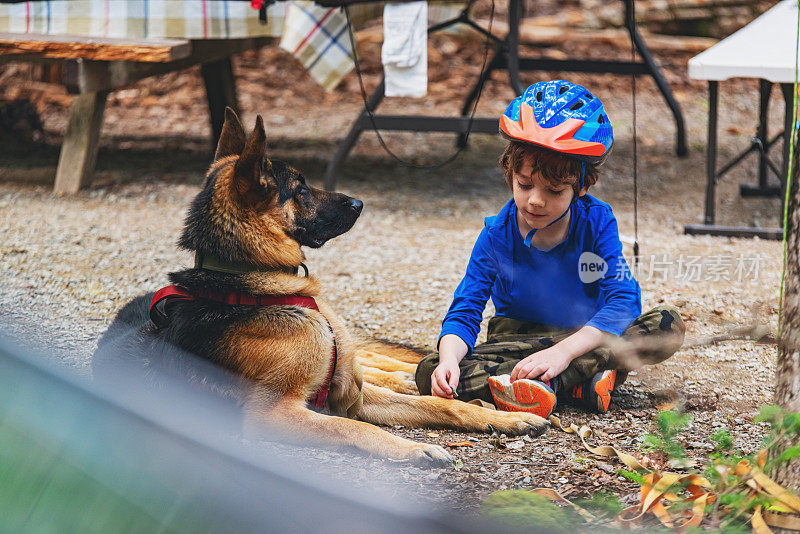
[[415, 80, 684, 418]]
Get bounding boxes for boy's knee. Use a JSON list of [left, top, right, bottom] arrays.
[[649, 305, 686, 356], [414, 352, 440, 396], [654, 305, 685, 331], [641, 305, 685, 333]]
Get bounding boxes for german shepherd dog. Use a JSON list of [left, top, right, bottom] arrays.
[[93, 109, 548, 466]]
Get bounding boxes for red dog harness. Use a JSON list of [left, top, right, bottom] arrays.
[[149, 285, 337, 411]]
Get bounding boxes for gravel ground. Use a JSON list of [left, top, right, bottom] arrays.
[[0, 29, 791, 517]]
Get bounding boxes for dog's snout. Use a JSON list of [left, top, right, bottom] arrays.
[[349, 199, 363, 214]]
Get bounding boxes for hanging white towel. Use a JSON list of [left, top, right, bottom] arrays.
[[382, 1, 427, 97]]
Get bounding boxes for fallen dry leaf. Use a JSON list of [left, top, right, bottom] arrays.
[[444, 441, 476, 448]]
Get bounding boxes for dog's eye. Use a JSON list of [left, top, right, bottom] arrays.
[[295, 185, 310, 198]]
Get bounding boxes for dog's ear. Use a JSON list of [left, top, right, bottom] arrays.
[[233, 115, 270, 190], [214, 107, 247, 161]]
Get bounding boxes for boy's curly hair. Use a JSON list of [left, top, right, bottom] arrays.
[[499, 142, 599, 195]]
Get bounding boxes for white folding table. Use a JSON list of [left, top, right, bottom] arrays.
[[684, 0, 799, 239]]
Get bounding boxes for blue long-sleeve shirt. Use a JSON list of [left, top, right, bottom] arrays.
[[439, 195, 641, 351]]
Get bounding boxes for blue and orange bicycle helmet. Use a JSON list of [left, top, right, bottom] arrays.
[[500, 80, 613, 167], [500, 80, 613, 244]]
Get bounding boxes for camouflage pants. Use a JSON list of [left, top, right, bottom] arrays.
[[415, 306, 685, 405]]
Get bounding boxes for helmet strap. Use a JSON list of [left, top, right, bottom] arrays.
[[522, 162, 584, 248], [523, 203, 572, 247]]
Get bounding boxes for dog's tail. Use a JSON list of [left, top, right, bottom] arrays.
[[358, 339, 427, 365]]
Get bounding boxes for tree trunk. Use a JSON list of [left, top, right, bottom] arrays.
[[775, 91, 800, 490]]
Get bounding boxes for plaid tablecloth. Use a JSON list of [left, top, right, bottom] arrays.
[[0, 0, 463, 90], [279, 1, 462, 90], [278, 1, 381, 90], [0, 1, 285, 39]]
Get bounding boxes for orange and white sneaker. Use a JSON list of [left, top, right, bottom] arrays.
[[568, 370, 617, 413], [487, 374, 557, 418]]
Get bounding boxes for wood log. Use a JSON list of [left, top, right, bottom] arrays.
[[585, 0, 776, 37], [366, 16, 717, 54], [521, 25, 718, 53], [467, 20, 719, 54]]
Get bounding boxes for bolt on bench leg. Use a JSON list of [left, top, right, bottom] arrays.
[[54, 90, 108, 194]]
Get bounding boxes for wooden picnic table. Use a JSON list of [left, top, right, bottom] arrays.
[[0, 0, 295, 193], [1, 32, 270, 193], [0, 0, 394, 193]]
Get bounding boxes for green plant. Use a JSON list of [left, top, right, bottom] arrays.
[[641, 409, 691, 463], [574, 490, 625, 519], [481, 488, 643, 533], [480, 407, 800, 532], [754, 405, 800, 474], [702, 429, 770, 530], [634, 406, 800, 531], [481, 490, 581, 533]]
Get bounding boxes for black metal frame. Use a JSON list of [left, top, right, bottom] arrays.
[[323, 0, 688, 190], [684, 80, 793, 240]]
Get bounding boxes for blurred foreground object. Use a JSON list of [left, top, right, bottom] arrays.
[[0, 333, 497, 534]]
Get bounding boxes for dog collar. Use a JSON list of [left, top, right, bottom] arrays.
[[149, 285, 336, 411], [195, 251, 307, 277]]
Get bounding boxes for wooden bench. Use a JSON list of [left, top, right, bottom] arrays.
[[0, 33, 271, 193]]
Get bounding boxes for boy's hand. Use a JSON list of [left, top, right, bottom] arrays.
[[431, 358, 460, 399], [510, 347, 571, 383]]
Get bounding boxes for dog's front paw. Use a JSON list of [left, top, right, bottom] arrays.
[[409, 443, 455, 468], [489, 412, 549, 438]]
